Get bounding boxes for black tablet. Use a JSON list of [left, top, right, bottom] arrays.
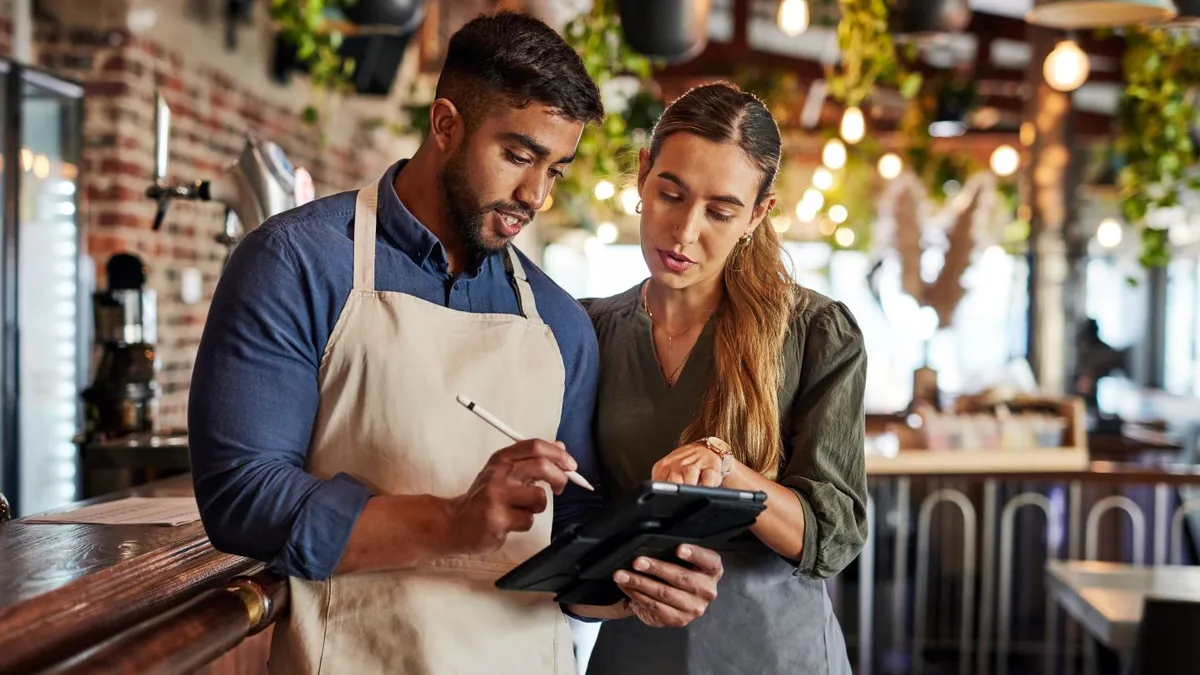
[[495, 481, 768, 606]]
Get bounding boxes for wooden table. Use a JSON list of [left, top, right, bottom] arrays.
[[0, 476, 268, 674], [1045, 560, 1200, 652]]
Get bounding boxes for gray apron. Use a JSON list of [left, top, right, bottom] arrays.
[[585, 545, 852, 675]]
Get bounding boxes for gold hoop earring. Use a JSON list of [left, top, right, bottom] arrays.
[[740, 231, 753, 245], [635, 200, 643, 214]]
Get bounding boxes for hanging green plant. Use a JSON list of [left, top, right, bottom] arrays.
[[271, 0, 359, 127], [1113, 25, 1200, 268], [827, 0, 922, 107], [554, 0, 654, 214]]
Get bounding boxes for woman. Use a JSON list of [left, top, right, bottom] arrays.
[[582, 83, 869, 674]]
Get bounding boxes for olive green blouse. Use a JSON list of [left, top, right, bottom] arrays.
[[582, 283, 869, 578]]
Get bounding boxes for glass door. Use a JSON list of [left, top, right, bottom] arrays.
[[9, 66, 83, 516]]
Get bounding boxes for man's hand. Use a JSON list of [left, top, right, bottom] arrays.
[[449, 439, 577, 555], [614, 544, 724, 627], [651, 443, 724, 487]]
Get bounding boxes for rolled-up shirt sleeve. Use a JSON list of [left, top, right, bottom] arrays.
[[188, 224, 371, 581], [779, 300, 869, 579]]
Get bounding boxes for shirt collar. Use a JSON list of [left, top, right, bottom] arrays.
[[374, 159, 447, 270]]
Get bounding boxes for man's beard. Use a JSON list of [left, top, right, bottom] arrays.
[[439, 148, 534, 261]]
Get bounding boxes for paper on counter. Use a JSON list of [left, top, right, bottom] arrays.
[[24, 496, 201, 526]]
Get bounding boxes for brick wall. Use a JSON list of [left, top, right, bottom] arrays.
[[4, 3, 417, 428]]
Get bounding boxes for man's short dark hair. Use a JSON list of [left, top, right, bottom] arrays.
[[436, 11, 605, 128]]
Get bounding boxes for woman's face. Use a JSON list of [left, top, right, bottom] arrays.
[[637, 133, 774, 292]]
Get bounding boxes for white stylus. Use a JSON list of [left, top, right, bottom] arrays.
[[456, 394, 595, 492]]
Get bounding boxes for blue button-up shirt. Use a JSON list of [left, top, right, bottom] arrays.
[[188, 161, 605, 581]]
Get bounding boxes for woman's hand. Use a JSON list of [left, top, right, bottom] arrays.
[[616, 544, 724, 627], [651, 443, 725, 487]]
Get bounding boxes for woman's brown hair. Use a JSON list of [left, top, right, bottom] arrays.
[[646, 82, 800, 479]]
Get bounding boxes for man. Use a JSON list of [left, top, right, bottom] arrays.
[[188, 10, 723, 675]]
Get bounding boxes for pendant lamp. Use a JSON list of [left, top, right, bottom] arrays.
[[618, 0, 712, 64], [1026, 0, 1177, 29], [888, 0, 972, 38], [1175, 0, 1200, 24]]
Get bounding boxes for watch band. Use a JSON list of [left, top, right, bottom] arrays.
[[701, 436, 734, 477]]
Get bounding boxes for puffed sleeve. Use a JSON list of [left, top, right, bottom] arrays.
[[778, 300, 869, 579]]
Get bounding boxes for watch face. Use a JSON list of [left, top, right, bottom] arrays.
[[707, 436, 732, 454]]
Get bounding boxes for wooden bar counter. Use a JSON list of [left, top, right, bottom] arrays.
[[0, 476, 281, 675]]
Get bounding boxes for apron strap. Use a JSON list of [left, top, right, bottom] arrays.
[[353, 182, 380, 291], [504, 247, 542, 324]]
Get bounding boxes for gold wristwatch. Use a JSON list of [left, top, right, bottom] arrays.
[[701, 436, 734, 477]]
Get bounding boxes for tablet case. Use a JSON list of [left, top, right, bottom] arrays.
[[495, 481, 768, 606]]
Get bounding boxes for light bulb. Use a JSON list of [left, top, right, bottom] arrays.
[[772, 215, 792, 234], [596, 222, 619, 244], [800, 188, 824, 211], [540, 194, 554, 212], [1043, 39, 1089, 93], [834, 227, 856, 247], [777, 0, 809, 37], [619, 187, 640, 215], [796, 188, 824, 222], [812, 167, 834, 191], [840, 106, 865, 145], [1096, 218, 1122, 249], [594, 180, 615, 201], [829, 204, 848, 224], [990, 145, 1020, 177], [822, 139, 847, 170], [878, 153, 903, 180]]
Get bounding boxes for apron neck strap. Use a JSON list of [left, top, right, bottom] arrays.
[[504, 247, 542, 324], [353, 182, 380, 291]]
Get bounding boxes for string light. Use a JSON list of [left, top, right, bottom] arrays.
[[1043, 39, 1089, 93], [813, 167, 834, 191], [776, 0, 810, 37], [834, 227, 856, 247], [840, 106, 865, 144], [596, 222, 619, 244], [594, 180, 615, 201], [990, 145, 1020, 177], [1096, 218, 1122, 249], [822, 139, 847, 170], [829, 204, 848, 224], [878, 153, 903, 180]]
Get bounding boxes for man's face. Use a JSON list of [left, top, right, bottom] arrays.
[[440, 103, 584, 258]]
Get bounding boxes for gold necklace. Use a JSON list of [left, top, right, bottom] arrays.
[[641, 282, 712, 386]]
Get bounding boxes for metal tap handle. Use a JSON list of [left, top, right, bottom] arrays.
[[145, 180, 211, 230], [0, 491, 11, 523]]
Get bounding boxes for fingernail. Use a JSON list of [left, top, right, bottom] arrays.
[[634, 557, 650, 571], [614, 571, 629, 583], [679, 545, 692, 559]]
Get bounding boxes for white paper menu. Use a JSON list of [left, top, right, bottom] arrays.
[[23, 497, 202, 526]]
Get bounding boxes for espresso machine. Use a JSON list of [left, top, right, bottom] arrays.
[[81, 253, 159, 441]]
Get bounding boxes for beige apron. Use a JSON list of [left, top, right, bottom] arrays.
[[268, 179, 575, 675]]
